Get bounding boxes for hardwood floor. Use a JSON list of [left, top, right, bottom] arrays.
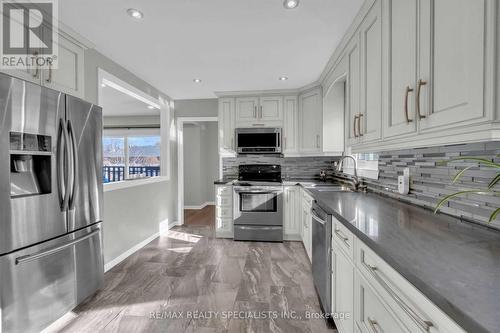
[[45, 211, 335, 333], [184, 206, 215, 226]]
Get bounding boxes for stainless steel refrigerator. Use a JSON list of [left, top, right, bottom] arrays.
[[0, 73, 104, 333]]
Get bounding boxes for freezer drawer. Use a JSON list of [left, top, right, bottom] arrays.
[[0, 223, 103, 333], [234, 225, 283, 242]]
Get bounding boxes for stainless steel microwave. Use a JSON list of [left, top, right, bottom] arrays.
[[235, 128, 282, 155]]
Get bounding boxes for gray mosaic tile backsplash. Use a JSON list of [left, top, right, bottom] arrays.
[[365, 141, 500, 229], [223, 142, 499, 229], [222, 156, 340, 180]]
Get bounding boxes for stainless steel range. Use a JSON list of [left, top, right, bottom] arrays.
[[233, 164, 283, 242]]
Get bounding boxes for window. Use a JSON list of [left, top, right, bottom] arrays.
[[103, 130, 161, 183]]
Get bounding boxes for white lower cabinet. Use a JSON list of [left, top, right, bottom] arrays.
[[354, 273, 408, 333], [301, 189, 313, 261], [331, 221, 466, 333], [283, 186, 301, 240], [215, 185, 233, 238], [332, 240, 355, 333]]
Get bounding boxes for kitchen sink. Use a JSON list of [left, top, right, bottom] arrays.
[[314, 186, 352, 192]]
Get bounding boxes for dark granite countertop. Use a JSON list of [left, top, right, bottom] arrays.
[[305, 189, 500, 333]]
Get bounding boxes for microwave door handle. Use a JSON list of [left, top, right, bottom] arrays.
[[277, 132, 280, 148]]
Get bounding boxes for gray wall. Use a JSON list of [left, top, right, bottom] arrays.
[[183, 122, 219, 207], [174, 99, 218, 118], [83, 48, 178, 267]]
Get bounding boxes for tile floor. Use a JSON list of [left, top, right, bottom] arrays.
[[45, 207, 335, 333]]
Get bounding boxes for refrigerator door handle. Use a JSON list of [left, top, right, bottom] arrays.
[[57, 118, 71, 211], [15, 228, 100, 265], [67, 120, 78, 210]]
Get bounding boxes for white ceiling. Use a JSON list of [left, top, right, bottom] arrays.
[[60, 0, 363, 100], [101, 85, 160, 117]]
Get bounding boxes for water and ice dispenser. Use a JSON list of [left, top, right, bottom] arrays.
[[9, 132, 52, 197]]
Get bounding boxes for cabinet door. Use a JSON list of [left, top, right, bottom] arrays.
[[259, 96, 283, 122], [345, 37, 360, 146], [235, 97, 259, 124], [284, 186, 300, 238], [333, 245, 355, 333], [418, 0, 490, 131], [299, 88, 323, 153], [283, 96, 298, 154], [43, 31, 85, 98], [0, 12, 42, 84], [384, 0, 418, 138], [218, 98, 235, 152], [359, 0, 382, 143], [354, 275, 408, 333]]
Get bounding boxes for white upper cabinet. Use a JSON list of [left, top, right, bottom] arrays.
[[259, 96, 283, 123], [283, 96, 299, 155], [218, 98, 235, 153], [235, 97, 259, 125], [42, 31, 85, 98], [383, 0, 418, 138], [299, 87, 323, 153], [417, 0, 492, 131], [345, 36, 361, 147], [0, 25, 85, 98], [358, 0, 382, 143], [235, 96, 283, 127]]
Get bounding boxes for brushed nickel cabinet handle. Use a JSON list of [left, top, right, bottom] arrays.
[[358, 114, 364, 136], [404, 86, 414, 123], [353, 115, 359, 137], [364, 263, 434, 331], [45, 62, 53, 83], [367, 318, 380, 333], [32, 52, 39, 78], [254, 106, 257, 118], [260, 106, 263, 119], [416, 79, 427, 119], [334, 229, 349, 247]]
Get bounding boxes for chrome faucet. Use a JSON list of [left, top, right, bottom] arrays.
[[334, 155, 363, 191]]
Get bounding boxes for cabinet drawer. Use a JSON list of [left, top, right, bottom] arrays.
[[216, 195, 232, 207], [216, 218, 232, 230], [357, 243, 465, 333], [216, 186, 232, 196], [216, 206, 232, 218], [355, 274, 408, 333], [302, 190, 314, 207], [332, 217, 355, 260]]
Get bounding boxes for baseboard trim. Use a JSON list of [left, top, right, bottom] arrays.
[[104, 219, 179, 272], [184, 201, 215, 210]]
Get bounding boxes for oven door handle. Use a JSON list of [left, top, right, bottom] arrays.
[[234, 188, 282, 194]]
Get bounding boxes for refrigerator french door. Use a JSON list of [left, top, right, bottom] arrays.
[[0, 73, 104, 333]]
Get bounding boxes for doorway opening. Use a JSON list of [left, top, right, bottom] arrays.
[[177, 117, 218, 226]]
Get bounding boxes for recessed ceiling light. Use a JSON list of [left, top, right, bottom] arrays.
[[147, 105, 155, 110], [279, 76, 288, 81], [193, 78, 202, 83], [283, 0, 299, 9], [127, 8, 143, 19]]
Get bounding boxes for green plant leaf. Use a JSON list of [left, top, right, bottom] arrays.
[[489, 208, 500, 223], [451, 166, 474, 184], [488, 173, 500, 189], [433, 190, 494, 214]]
